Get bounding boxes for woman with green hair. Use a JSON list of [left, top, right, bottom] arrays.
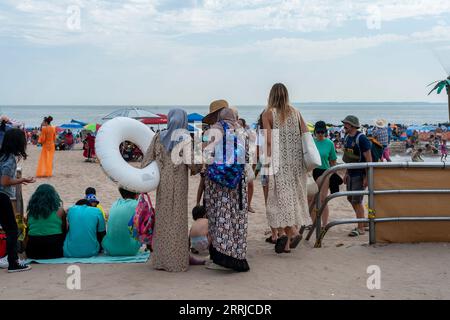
[[26, 184, 66, 259]]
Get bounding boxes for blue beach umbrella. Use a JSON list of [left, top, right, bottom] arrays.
[[71, 119, 87, 126], [187, 113, 204, 123], [59, 123, 84, 130], [188, 124, 201, 132]]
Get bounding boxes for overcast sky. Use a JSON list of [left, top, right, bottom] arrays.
[[1, 0, 449, 105]]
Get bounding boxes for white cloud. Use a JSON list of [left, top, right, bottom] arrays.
[[412, 25, 450, 43], [2, 0, 450, 41], [248, 34, 408, 61], [0, 0, 449, 63]]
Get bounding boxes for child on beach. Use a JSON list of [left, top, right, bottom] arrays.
[[189, 205, 209, 255], [85, 187, 107, 221], [0, 128, 35, 272], [441, 140, 448, 162], [411, 148, 424, 162]]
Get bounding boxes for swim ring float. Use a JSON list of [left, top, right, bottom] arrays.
[[96, 117, 160, 193]]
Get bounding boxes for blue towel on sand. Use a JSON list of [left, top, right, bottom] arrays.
[[25, 252, 150, 264]]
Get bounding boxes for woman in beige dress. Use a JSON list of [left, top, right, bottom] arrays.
[[141, 109, 193, 272], [262, 83, 311, 254]]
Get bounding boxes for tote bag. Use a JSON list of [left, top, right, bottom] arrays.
[[296, 111, 321, 172]]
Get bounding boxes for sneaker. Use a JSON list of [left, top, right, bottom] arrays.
[[0, 256, 28, 269], [0, 256, 8, 269], [8, 261, 31, 273]]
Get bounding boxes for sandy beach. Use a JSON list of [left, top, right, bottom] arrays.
[[1, 144, 449, 300]]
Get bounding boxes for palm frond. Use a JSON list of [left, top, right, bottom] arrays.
[[437, 82, 447, 94], [427, 80, 440, 87], [428, 82, 442, 95]]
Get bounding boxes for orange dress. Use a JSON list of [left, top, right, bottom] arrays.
[[36, 126, 56, 177]]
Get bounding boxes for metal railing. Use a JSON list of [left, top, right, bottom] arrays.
[[305, 162, 450, 247]]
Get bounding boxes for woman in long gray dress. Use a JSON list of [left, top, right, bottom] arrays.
[[141, 109, 193, 272], [262, 83, 311, 254]]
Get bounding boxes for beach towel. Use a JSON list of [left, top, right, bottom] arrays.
[[25, 251, 150, 264]]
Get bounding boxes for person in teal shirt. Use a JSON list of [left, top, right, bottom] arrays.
[[311, 121, 340, 226], [63, 199, 106, 258], [102, 188, 141, 256]]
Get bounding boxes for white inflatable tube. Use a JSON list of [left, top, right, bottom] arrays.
[[96, 117, 160, 193]]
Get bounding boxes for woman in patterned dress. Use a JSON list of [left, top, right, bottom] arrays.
[[262, 83, 311, 254], [141, 109, 194, 272], [203, 107, 250, 272]]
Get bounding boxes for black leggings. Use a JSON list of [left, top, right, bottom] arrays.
[[26, 234, 65, 259], [0, 193, 19, 265]]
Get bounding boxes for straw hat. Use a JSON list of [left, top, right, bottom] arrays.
[[203, 99, 229, 125], [374, 118, 388, 128]]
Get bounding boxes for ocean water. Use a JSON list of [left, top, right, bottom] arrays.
[[0, 102, 448, 128]]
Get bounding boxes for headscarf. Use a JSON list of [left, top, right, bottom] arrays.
[[160, 109, 188, 152], [211, 108, 239, 134]]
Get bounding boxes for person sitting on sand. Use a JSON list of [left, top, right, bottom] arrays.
[[189, 205, 209, 255], [411, 148, 424, 162], [424, 143, 438, 155], [102, 188, 141, 256], [26, 184, 66, 259], [63, 199, 106, 258], [65, 130, 74, 150], [85, 187, 107, 221]]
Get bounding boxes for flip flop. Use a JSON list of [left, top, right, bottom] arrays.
[[289, 234, 302, 249], [348, 228, 365, 237], [275, 235, 288, 254]]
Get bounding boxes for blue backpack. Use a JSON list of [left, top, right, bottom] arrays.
[[207, 121, 245, 189]]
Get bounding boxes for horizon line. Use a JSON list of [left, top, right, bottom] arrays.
[[1, 101, 447, 107]]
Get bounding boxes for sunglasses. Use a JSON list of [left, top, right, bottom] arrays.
[[316, 130, 326, 134]]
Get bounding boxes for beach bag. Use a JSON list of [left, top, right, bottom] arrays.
[[302, 132, 322, 172], [0, 231, 6, 258], [128, 193, 155, 246], [296, 111, 321, 172], [207, 121, 245, 189]]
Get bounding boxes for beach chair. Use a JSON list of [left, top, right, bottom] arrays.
[[306, 162, 450, 247]]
